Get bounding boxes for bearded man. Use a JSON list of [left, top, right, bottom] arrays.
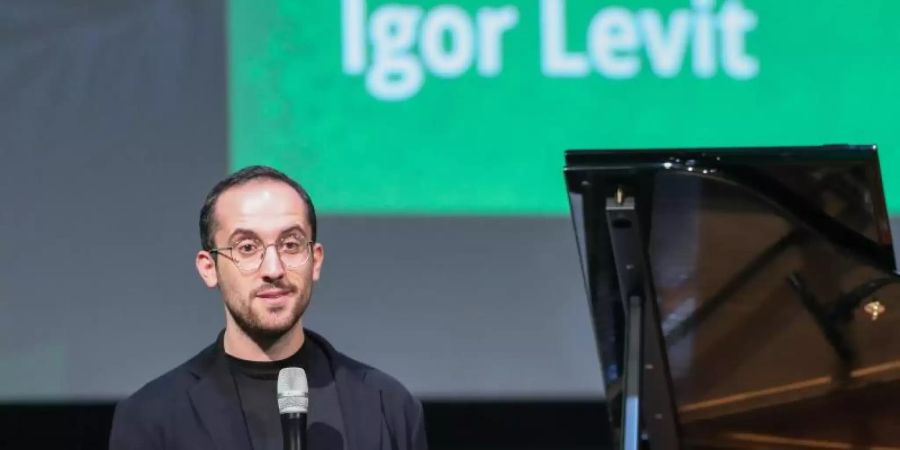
[[109, 166, 427, 450]]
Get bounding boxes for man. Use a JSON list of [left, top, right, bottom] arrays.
[[110, 166, 427, 450]]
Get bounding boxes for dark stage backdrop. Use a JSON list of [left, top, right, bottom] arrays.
[[3, 0, 900, 409], [4, 2, 900, 448]]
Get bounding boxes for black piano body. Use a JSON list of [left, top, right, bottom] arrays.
[[565, 145, 900, 449]]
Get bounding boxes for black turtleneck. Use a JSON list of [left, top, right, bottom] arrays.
[[225, 336, 345, 450]]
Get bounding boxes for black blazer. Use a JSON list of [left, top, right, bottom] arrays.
[[109, 331, 427, 450]]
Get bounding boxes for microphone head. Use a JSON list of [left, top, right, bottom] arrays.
[[277, 367, 309, 414]]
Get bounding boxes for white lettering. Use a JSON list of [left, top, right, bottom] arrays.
[[719, 0, 758, 79], [343, 0, 761, 100], [691, 0, 716, 78], [421, 6, 475, 78], [638, 9, 691, 77], [587, 7, 640, 79], [366, 6, 424, 101], [476, 6, 519, 76], [341, 0, 367, 74], [540, 0, 589, 77]]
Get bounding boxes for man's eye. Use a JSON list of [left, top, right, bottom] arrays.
[[236, 242, 260, 254], [280, 240, 302, 253]]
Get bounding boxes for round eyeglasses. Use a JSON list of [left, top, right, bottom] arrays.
[[210, 235, 313, 274]]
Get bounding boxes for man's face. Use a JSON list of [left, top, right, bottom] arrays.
[[196, 179, 324, 340]]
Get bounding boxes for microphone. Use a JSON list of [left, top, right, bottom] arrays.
[[277, 367, 308, 450]]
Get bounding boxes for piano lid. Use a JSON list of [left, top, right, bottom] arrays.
[[565, 145, 900, 449]]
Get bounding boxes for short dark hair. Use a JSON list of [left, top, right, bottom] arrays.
[[199, 165, 317, 251]]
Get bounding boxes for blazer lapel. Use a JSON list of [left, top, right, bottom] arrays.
[[334, 363, 385, 450], [309, 331, 386, 450], [187, 342, 252, 450]]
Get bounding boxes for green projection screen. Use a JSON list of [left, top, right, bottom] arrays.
[[229, 0, 900, 215]]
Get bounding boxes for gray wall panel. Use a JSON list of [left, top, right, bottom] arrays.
[[0, 0, 229, 400], [307, 216, 603, 400]]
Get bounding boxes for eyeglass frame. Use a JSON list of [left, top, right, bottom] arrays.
[[209, 236, 316, 274]]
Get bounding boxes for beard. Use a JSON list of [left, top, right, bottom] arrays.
[[222, 279, 311, 344]]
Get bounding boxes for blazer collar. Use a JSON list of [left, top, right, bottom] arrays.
[[183, 330, 386, 450], [186, 333, 253, 450]]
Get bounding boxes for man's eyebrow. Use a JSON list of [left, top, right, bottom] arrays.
[[227, 228, 259, 241], [226, 226, 308, 241], [279, 225, 308, 238]]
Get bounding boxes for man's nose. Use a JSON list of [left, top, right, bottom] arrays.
[[259, 245, 285, 280]]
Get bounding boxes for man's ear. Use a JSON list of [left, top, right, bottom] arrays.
[[196, 250, 219, 288], [311, 242, 325, 281]]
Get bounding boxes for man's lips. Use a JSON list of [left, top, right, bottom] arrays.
[[255, 289, 291, 299]]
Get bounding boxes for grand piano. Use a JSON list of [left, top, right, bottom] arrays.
[[565, 145, 900, 449]]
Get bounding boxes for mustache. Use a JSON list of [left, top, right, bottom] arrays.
[[251, 281, 296, 297]]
